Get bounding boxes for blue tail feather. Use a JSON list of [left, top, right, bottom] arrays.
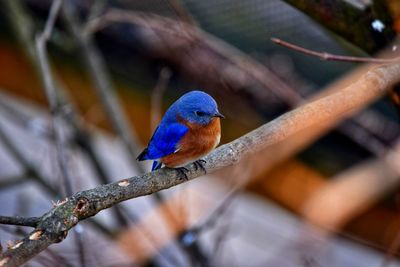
[[152, 161, 162, 171]]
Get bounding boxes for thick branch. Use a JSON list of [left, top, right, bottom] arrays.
[[0, 61, 399, 266]]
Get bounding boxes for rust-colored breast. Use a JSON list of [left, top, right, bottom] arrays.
[[161, 117, 221, 167]]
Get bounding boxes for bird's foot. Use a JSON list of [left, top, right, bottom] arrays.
[[176, 167, 189, 180], [193, 159, 207, 174]]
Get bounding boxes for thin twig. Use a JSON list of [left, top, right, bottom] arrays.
[[84, 9, 303, 105], [0, 122, 58, 196], [0, 174, 29, 190], [64, 5, 144, 168], [36, 2, 88, 266], [7, 0, 130, 228], [0, 118, 113, 237], [86, 0, 107, 22], [0, 216, 39, 228], [271, 38, 400, 64], [151, 67, 172, 132], [35, 0, 74, 196], [164, 0, 197, 25]]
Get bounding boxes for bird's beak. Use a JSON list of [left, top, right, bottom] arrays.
[[213, 112, 225, 119]]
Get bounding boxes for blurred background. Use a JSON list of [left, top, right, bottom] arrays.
[[1, 0, 400, 266]]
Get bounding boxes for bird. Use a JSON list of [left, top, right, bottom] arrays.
[[137, 90, 224, 179]]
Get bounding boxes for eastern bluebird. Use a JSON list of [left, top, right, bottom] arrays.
[[137, 90, 224, 177]]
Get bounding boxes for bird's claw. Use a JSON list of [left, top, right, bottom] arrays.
[[193, 159, 207, 174], [176, 167, 189, 180], [175, 159, 207, 180]]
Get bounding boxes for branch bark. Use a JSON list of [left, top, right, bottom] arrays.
[[1, 60, 399, 266], [0, 217, 39, 228]]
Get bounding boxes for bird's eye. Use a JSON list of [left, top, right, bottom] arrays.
[[195, 111, 207, 117]]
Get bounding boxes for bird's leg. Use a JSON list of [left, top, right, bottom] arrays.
[[175, 167, 189, 180], [193, 159, 207, 174]]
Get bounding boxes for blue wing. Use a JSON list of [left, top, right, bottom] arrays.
[[139, 122, 188, 160]]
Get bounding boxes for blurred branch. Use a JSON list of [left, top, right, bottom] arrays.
[[2, 0, 122, 235], [0, 174, 28, 190], [0, 217, 39, 228], [303, 138, 400, 230], [87, 0, 107, 22], [337, 119, 387, 156], [281, 0, 395, 53], [0, 85, 114, 241], [35, 0, 74, 196], [271, 38, 400, 63], [151, 67, 172, 132], [1, 60, 399, 266], [85, 9, 303, 106], [381, 219, 400, 267], [2, 0, 36, 60], [85, 9, 398, 156], [0, 123, 58, 196], [165, 0, 197, 25], [63, 4, 145, 169], [36, 2, 87, 266]]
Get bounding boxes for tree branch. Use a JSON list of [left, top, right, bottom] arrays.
[[0, 60, 399, 266], [271, 38, 399, 64], [85, 9, 303, 106], [35, 0, 75, 196], [63, 4, 145, 168], [84, 8, 399, 158], [0, 217, 40, 228]]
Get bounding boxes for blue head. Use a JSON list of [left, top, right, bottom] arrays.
[[165, 90, 224, 125]]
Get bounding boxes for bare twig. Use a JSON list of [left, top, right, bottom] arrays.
[[35, 0, 74, 196], [0, 174, 28, 190], [2, 0, 124, 236], [85, 9, 303, 106], [271, 38, 400, 64], [165, 0, 197, 25], [1, 60, 399, 266], [73, 225, 86, 267], [0, 217, 39, 228], [0, 123, 58, 196], [35, 2, 87, 266], [86, 0, 107, 22], [63, 4, 144, 168], [151, 67, 172, 132]]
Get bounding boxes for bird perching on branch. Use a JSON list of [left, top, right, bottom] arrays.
[[137, 90, 224, 178]]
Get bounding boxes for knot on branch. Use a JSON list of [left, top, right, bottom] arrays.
[[28, 230, 43, 241], [73, 197, 90, 218]]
